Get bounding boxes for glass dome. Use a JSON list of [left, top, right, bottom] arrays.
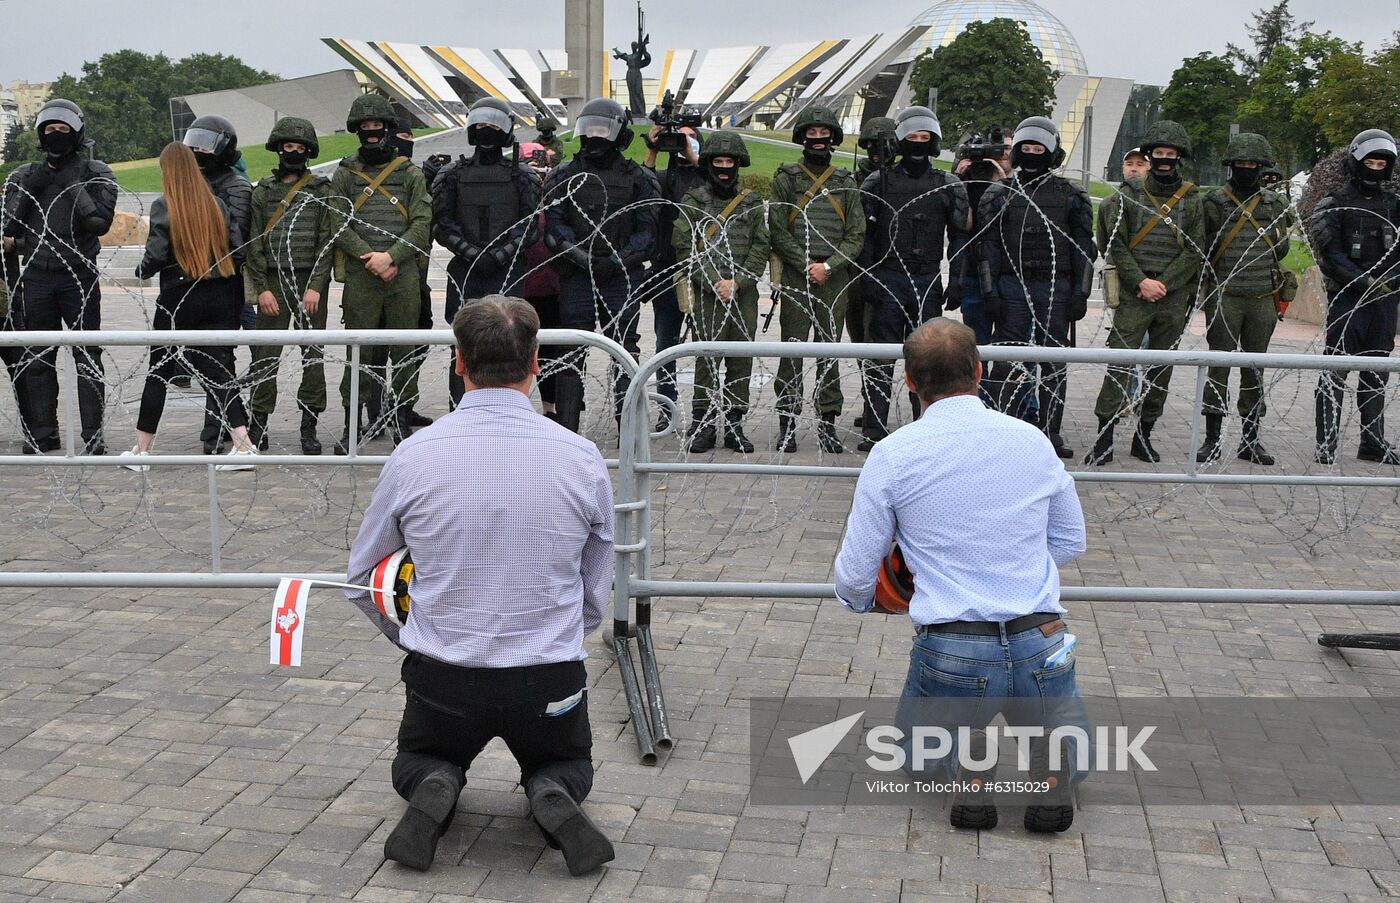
[[901, 0, 1088, 76]]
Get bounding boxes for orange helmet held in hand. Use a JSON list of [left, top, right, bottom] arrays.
[[873, 543, 914, 614]]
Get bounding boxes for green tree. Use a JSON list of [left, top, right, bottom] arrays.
[[1160, 53, 1247, 174], [170, 54, 278, 98], [907, 18, 1057, 145], [1304, 34, 1400, 149], [1227, 1, 1312, 79], [1237, 31, 1360, 170]]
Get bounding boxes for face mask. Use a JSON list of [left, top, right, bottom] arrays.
[[278, 149, 309, 172], [1229, 165, 1261, 192], [803, 136, 832, 164], [708, 163, 738, 194], [580, 136, 617, 163], [1357, 161, 1390, 187], [1150, 155, 1180, 182], [194, 151, 221, 173], [358, 126, 392, 163], [390, 135, 414, 159], [40, 130, 77, 161]]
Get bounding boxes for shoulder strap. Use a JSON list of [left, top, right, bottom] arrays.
[[788, 164, 846, 225], [262, 172, 316, 239], [1128, 182, 1194, 251], [702, 189, 754, 243], [1210, 190, 1268, 266], [345, 157, 410, 221]]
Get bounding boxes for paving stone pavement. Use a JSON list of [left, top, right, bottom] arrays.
[[3, 281, 1400, 901]]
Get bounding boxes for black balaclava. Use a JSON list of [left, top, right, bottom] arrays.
[[707, 160, 739, 197], [390, 120, 414, 159], [472, 126, 506, 164], [1148, 149, 1182, 186], [277, 148, 309, 174], [1228, 164, 1262, 194], [1355, 157, 1392, 194], [358, 124, 393, 165], [1017, 144, 1053, 181], [40, 129, 80, 164], [194, 150, 221, 173], [899, 138, 932, 175], [802, 131, 833, 168], [580, 136, 619, 166]]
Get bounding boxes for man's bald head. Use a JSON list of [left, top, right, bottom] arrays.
[[904, 318, 981, 404]]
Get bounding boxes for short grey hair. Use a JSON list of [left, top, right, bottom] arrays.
[[451, 295, 539, 387]]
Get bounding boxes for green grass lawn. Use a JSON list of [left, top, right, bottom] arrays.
[[112, 129, 441, 192]]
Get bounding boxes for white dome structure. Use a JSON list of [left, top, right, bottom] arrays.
[[902, 0, 1088, 76]]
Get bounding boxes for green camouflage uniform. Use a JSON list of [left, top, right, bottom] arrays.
[[247, 170, 335, 416], [327, 152, 431, 411], [769, 162, 865, 416], [1092, 172, 1206, 424], [673, 180, 770, 418]]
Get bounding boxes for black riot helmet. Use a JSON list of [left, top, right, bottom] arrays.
[[894, 106, 941, 158], [467, 97, 516, 147], [1010, 116, 1064, 170], [1347, 129, 1397, 187], [183, 115, 240, 168], [34, 98, 86, 161], [575, 97, 632, 162]]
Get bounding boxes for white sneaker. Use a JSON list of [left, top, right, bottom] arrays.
[[216, 447, 258, 472], [119, 446, 150, 473]]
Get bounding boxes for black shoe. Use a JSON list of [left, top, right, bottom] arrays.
[[723, 420, 754, 454], [852, 414, 864, 429], [857, 434, 881, 452], [1237, 438, 1274, 465], [949, 729, 997, 831], [202, 438, 229, 456], [1085, 421, 1114, 466], [384, 772, 460, 871], [817, 412, 844, 454], [544, 411, 560, 423], [248, 412, 269, 452], [1315, 446, 1336, 465], [777, 414, 797, 453], [83, 439, 106, 456], [333, 409, 358, 456], [1359, 443, 1400, 465], [1196, 414, 1222, 464], [1048, 433, 1074, 459], [391, 412, 415, 447], [527, 777, 615, 876], [688, 422, 717, 454], [1023, 736, 1074, 833], [170, 375, 192, 389], [656, 406, 673, 434], [23, 436, 61, 455], [300, 411, 322, 456], [1130, 423, 1160, 463], [406, 409, 433, 428]]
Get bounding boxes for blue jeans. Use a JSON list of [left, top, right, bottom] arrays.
[[895, 621, 1088, 783]]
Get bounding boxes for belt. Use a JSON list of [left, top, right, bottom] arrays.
[[916, 611, 1064, 637]]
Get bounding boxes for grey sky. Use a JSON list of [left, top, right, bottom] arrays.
[[0, 0, 1390, 89]]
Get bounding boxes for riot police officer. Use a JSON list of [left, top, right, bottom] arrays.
[[769, 105, 865, 453], [977, 116, 1096, 457], [857, 105, 968, 451], [1311, 129, 1400, 464], [182, 114, 252, 454], [672, 131, 770, 453], [1197, 132, 1292, 465], [1087, 120, 1205, 464], [1, 98, 116, 454], [433, 98, 541, 406], [542, 97, 659, 435], [851, 115, 897, 425]]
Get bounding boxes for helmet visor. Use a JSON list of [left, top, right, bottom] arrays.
[[183, 127, 230, 156], [895, 112, 941, 141], [467, 105, 515, 136], [1013, 124, 1058, 155], [37, 106, 83, 133], [1353, 135, 1398, 162], [575, 113, 622, 143]]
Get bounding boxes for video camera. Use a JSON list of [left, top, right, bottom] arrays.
[[647, 90, 704, 155], [959, 125, 1011, 163]]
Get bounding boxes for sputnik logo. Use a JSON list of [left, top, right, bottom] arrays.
[[787, 711, 865, 784]]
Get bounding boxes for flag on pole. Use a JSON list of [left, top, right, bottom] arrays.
[[270, 577, 310, 667]]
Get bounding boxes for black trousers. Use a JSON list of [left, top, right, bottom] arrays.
[[199, 277, 247, 446], [138, 278, 247, 435], [392, 653, 594, 806], [14, 267, 105, 445], [527, 293, 560, 405]]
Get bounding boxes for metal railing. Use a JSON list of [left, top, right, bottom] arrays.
[[608, 341, 1400, 762]]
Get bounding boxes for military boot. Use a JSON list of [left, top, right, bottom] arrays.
[[1315, 375, 1344, 464], [687, 417, 717, 454], [817, 412, 844, 454], [777, 414, 798, 453], [1195, 414, 1223, 463], [1130, 421, 1161, 463], [247, 411, 269, 452], [300, 409, 322, 456], [1085, 419, 1114, 465], [1237, 411, 1273, 465], [333, 407, 359, 456], [1358, 389, 1400, 463], [723, 413, 754, 453]]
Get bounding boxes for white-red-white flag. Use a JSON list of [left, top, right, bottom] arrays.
[[270, 577, 310, 667]]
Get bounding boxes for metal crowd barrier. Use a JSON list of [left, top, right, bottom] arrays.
[[608, 341, 1400, 762]]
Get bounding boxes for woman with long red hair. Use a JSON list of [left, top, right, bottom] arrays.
[[121, 142, 257, 471]]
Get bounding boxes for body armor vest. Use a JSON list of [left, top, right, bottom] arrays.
[[452, 159, 524, 248], [871, 166, 949, 274], [780, 162, 856, 253], [562, 159, 641, 253], [342, 155, 418, 250], [1209, 187, 1286, 295], [1122, 179, 1190, 277], [261, 176, 332, 273], [999, 174, 1074, 279], [1338, 187, 1399, 270]]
